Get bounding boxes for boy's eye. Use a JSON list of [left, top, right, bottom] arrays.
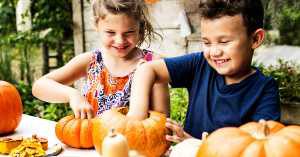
[[201, 41, 211, 46], [220, 41, 229, 43]]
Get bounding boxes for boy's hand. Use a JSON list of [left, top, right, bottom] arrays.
[[69, 90, 94, 119], [165, 118, 192, 143]]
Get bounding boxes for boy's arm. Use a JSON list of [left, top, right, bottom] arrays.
[[127, 59, 171, 120]]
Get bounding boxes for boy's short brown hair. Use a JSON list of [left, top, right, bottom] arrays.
[[199, 0, 264, 35]]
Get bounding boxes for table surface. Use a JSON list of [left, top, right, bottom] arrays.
[[0, 114, 99, 157]]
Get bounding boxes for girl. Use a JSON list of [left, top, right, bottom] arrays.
[[32, 0, 169, 119]]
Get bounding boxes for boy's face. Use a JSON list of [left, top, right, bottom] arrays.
[[200, 14, 256, 84], [97, 13, 140, 59]]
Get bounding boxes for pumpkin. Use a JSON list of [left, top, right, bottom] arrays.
[[102, 129, 129, 157], [197, 120, 300, 157], [55, 115, 93, 148], [92, 108, 170, 157], [0, 81, 23, 134], [144, 0, 159, 4], [170, 132, 208, 157]]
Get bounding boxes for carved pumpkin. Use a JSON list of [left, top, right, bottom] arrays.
[[197, 120, 300, 157], [55, 115, 93, 148], [92, 108, 170, 157], [0, 81, 23, 134]]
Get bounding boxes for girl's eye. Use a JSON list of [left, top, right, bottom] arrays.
[[105, 31, 115, 35], [125, 31, 135, 35]]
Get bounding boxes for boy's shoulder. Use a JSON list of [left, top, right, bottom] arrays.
[[253, 67, 276, 82], [242, 67, 278, 90]]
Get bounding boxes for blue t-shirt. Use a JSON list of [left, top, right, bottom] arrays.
[[164, 52, 280, 139]]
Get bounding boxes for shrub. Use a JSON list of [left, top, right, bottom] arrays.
[[15, 81, 72, 121], [170, 88, 188, 125], [257, 60, 300, 103]]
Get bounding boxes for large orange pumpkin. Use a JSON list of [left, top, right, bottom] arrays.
[[92, 108, 170, 157], [0, 81, 23, 134], [197, 120, 300, 157], [55, 115, 93, 148]]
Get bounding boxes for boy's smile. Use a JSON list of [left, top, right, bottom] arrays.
[[200, 14, 257, 84]]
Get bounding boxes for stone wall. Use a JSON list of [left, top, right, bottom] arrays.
[[82, 0, 203, 57]]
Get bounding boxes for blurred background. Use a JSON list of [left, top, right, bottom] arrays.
[[0, 0, 299, 124]]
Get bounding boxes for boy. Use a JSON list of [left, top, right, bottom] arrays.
[[127, 0, 280, 142]]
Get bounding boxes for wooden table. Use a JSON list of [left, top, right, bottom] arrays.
[[0, 114, 99, 157]]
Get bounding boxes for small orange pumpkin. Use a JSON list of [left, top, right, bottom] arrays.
[[92, 108, 170, 157], [55, 115, 93, 148], [197, 120, 300, 157], [144, 0, 159, 4], [0, 81, 23, 134]]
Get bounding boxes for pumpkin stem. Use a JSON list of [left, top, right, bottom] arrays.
[[259, 119, 270, 137], [109, 128, 117, 138], [202, 132, 208, 141]]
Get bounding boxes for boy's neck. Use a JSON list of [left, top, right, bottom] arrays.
[[224, 68, 256, 85]]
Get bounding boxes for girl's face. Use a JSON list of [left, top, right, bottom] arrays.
[[97, 13, 140, 59], [200, 14, 260, 84]]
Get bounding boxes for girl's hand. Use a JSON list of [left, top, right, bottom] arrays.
[[68, 90, 94, 119], [165, 118, 192, 143]]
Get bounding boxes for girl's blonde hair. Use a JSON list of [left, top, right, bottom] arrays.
[[92, 0, 161, 46]]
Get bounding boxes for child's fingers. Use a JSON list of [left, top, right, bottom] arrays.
[[166, 122, 184, 138], [74, 109, 80, 119], [166, 135, 183, 143], [80, 109, 87, 119], [87, 109, 94, 119], [167, 118, 182, 126]]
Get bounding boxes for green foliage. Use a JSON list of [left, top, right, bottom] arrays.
[[263, 0, 300, 45], [31, 0, 73, 48], [0, 0, 74, 85], [257, 60, 300, 103], [277, 5, 300, 45], [0, 0, 16, 35], [170, 88, 188, 125], [0, 47, 15, 83], [15, 81, 72, 121]]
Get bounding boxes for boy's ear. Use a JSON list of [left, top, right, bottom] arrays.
[[251, 28, 265, 49]]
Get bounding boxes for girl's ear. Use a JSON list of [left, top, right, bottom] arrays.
[[251, 28, 265, 49]]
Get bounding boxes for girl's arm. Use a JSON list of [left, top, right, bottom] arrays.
[[32, 52, 94, 119], [127, 59, 171, 120]]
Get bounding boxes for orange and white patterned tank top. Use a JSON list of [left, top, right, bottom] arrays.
[[82, 49, 153, 116]]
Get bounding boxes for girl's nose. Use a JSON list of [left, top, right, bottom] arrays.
[[115, 35, 125, 44]]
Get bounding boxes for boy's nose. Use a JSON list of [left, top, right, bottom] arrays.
[[204, 46, 222, 57]]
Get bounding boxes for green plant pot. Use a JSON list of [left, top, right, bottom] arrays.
[[280, 101, 300, 125]]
